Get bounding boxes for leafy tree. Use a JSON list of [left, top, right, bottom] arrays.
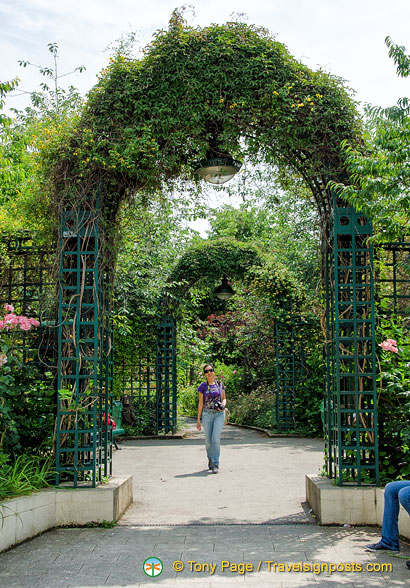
[[113, 197, 202, 369], [0, 77, 24, 209], [0, 43, 85, 237], [206, 168, 321, 295], [333, 37, 410, 241], [17, 42, 85, 118]]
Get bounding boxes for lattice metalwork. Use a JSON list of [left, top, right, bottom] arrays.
[[156, 315, 177, 434], [115, 356, 156, 432], [274, 319, 296, 432], [325, 200, 379, 486], [274, 316, 314, 433], [0, 232, 55, 362], [56, 210, 113, 487], [375, 239, 410, 316]]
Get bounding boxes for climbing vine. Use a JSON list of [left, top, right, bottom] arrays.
[[161, 237, 304, 314], [26, 9, 362, 237]]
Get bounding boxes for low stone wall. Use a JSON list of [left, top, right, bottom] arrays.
[[0, 475, 133, 553], [306, 474, 410, 539]]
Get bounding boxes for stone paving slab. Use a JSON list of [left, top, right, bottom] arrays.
[[114, 419, 324, 525], [1, 422, 409, 586], [0, 524, 409, 587]]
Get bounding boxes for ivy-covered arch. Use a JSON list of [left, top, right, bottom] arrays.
[[161, 238, 303, 310], [49, 12, 378, 488], [155, 237, 305, 434], [48, 9, 361, 226]]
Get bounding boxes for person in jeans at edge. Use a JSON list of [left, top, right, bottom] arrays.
[[196, 363, 226, 474], [365, 480, 410, 570]]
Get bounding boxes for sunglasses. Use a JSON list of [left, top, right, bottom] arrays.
[[204, 369, 214, 374]]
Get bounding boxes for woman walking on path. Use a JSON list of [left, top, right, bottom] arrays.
[[197, 363, 226, 474]]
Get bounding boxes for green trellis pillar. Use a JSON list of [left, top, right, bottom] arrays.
[[55, 209, 113, 487], [156, 315, 177, 434], [325, 198, 379, 486], [274, 318, 296, 432]]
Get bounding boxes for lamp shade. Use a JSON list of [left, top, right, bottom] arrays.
[[195, 156, 242, 185], [214, 277, 235, 300]]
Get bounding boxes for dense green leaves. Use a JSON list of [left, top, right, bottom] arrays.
[[206, 168, 321, 292], [39, 12, 361, 230], [376, 314, 410, 481], [332, 38, 410, 241], [0, 345, 55, 456], [163, 237, 305, 313], [0, 44, 85, 238]]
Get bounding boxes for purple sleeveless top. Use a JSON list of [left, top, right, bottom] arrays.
[[197, 381, 224, 410]]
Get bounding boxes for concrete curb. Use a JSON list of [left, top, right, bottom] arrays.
[[0, 475, 133, 553], [224, 421, 310, 438], [119, 434, 184, 441], [306, 474, 410, 539]]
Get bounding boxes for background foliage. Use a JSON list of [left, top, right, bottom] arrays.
[[333, 37, 410, 241], [2, 14, 410, 493]]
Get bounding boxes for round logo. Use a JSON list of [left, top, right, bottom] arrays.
[[143, 557, 163, 577]]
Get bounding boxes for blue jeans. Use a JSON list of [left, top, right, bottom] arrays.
[[380, 481, 410, 549], [202, 409, 225, 467]]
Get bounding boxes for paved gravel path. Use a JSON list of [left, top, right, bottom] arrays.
[[114, 419, 324, 525], [0, 419, 409, 587]]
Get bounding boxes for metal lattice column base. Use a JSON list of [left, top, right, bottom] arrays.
[[156, 315, 177, 434], [275, 319, 296, 432], [325, 199, 379, 486], [56, 210, 113, 487]]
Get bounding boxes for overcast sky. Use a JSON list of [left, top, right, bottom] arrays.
[[1, 0, 410, 112]]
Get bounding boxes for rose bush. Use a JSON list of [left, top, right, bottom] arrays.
[[0, 304, 54, 457], [376, 318, 410, 482]]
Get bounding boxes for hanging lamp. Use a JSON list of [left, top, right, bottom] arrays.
[[195, 134, 242, 185], [195, 155, 242, 185], [214, 277, 235, 300]]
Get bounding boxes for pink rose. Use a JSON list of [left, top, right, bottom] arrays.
[[4, 314, 19, 327], [1, 311, 40, 331], [379, 339, 399, 354], [19, 319, 32, 331], [0, 353, 7, 366], [4, 304, 14, 313], [233, 370, 237, 374]]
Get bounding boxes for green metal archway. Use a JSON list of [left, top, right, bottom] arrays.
[[1, 15, 393, 488]]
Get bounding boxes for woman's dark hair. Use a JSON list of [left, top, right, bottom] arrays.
[[203, 363, 214, 373]]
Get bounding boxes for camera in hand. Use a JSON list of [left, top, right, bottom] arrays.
[[213, 400, 224, 411]]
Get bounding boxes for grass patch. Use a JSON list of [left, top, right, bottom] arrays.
[[0, 453, 55, 502]]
